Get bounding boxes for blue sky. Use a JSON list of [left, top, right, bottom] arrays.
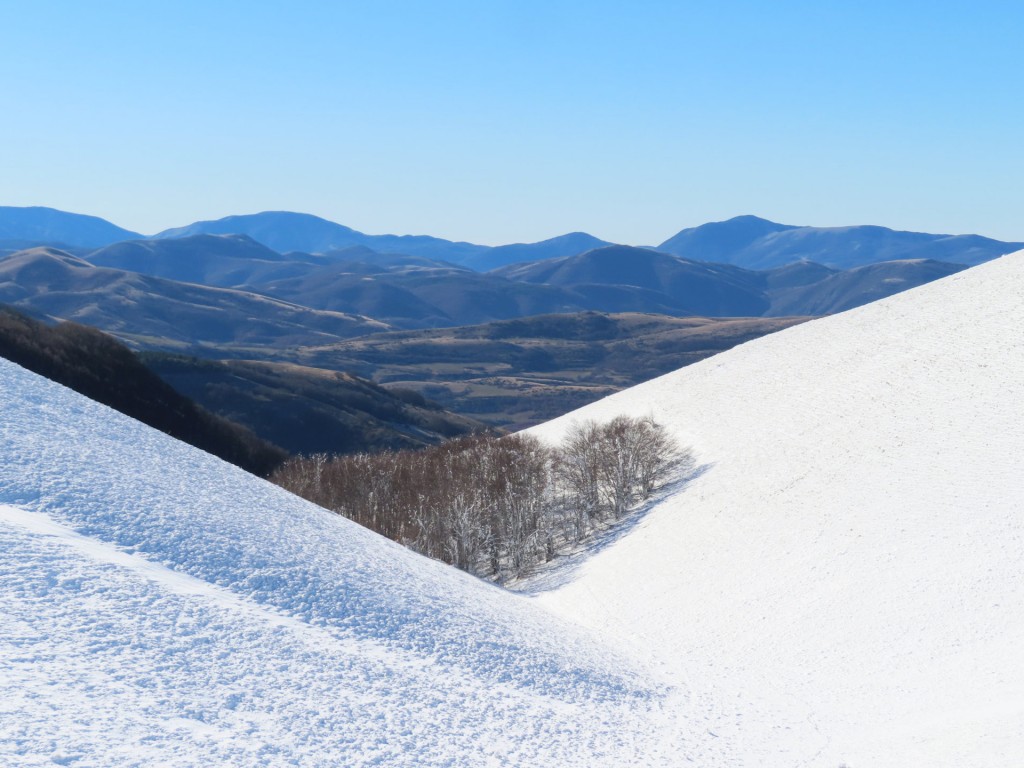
[[1, 1, 1021, 244]]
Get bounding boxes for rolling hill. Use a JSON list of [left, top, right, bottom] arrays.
[[527, 248, 1024, 765], [153, 211, 613, 268], [153, 210, 491, 264], [86, 233, 313, 286], [84, 232, 973, 328], [460, 231, 611, 271], [765, 258, 967, 316], [0, 247, 388, 351], [494, 245, 770, 316]]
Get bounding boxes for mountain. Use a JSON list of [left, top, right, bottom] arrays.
[[659, 214, 1022, 269], [527, 249, 1024, 765], [460, 232, 611, 271], [143, 355, 487, 455], [494, 245, 770, 316], [154, 210, 491, 264], [87, 232, 969, 327], [760, 259, 838, 289], [0, 355, 683, 766], [765, 258, 968, 316], [0, 297, 481, 461], [86, 237, 471, 325], [658, 215, 798, 262], [154, 211, 614, 269], [248, 261, 596, 328], [0, 247, 387, 351], [0, 307, 285, 476], [0, 205, 142, 248], [86, 233, 317, 286]]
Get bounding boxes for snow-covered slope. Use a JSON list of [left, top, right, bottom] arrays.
[[0, 357, 722, 767], [530, 249, 1024, 766], [5, 249, 1023, 767]]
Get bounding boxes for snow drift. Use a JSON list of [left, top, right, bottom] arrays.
[[530, 249, 1024, 766]]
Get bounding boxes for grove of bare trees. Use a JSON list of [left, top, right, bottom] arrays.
[[272, 415, 688, 581]]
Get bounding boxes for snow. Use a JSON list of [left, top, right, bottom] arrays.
[[0, 357, 702, 767], [528, 249, 1024, 766], [3, 248, 1024, 766]]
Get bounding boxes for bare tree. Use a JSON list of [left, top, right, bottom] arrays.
[[271, 415, 685, 580]]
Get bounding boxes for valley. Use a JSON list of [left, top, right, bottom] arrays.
[[0, 207, 998, 433]]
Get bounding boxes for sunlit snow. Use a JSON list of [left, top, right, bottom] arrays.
[[530, 248, 1024, 766], [2, 248, 1023, 766]]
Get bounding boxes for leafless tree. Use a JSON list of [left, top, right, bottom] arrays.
[[271, 415, 685, 580]]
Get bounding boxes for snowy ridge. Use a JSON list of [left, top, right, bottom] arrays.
[[0, 357, 731, 767], [529, 249, 1024, 766]]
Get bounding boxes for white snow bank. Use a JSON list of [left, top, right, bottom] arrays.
[[529, 250, 1024, 766], [0, 356, 736, 767]]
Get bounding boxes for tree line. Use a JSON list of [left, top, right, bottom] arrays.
[[272, 415, 688, 580]]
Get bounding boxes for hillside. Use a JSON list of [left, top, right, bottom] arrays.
[[0, 356, 714, 767], [3, 249, 1021, 766], [0, 247, 388, 351], [0, 308, 284, 476], [153, 211, 611, 268], [494, 245, 770, 316], [86, 233, 316, 286], [461, 231, 611, 271], [765, 258, 967, 316], [527, 249, 1024, 765], [83, 234, 973, 328], [144, 355, 487, 455]]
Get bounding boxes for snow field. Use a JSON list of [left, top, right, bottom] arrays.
[[529, 249, 1024, 766]]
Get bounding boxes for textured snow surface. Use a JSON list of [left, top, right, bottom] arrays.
[[0, 357, 732, 767], [529, 249, 1024, 766]]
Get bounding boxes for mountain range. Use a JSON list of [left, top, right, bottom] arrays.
[[0, 203, 1014, 430], [0, 240, 967, 351], [1, 205, 1018, 270]]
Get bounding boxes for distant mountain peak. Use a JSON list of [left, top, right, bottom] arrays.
[[658, 215, 1021, 270], [0, 206, 142, 248]]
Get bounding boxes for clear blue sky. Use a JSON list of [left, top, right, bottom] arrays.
[[1, 1, 1021, 244]]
